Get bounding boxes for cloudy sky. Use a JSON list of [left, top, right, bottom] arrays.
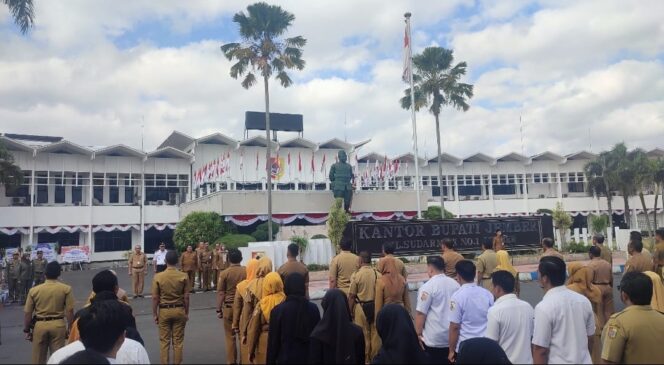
[[1, 0, 663, 158]]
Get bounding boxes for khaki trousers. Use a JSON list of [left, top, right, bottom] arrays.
[[480, 278, 493, 291], [32, 320, 66, 364], [158, 307, 187, 365], [353, 304, 381, 363], [597, 284, 614, 326], [254, 329, 269, 365], [132, 269, 145, 296], [185, 271, 195, 292], [201, 266, 211, 291], [222, 306, 238, 364]]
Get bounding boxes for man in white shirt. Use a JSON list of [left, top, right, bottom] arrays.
[[47, 338, 150, 364], [532, 256, 595, 364], [416, 256, 460, 364], [153, 243, 168, 273], [486, 270, 534, 364], [448, 260, 494, 363]]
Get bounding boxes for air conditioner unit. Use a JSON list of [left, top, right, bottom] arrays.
[[11, 197, 26, 206], [538, 194, 545, 199]]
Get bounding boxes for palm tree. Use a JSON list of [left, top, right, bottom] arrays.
[[652, 158, 664, 230], [400, 47, 473, 217], [0, 140, 24, 190], [631, 149, 655, 237], [585, 150, 617, 238], [221, 2, 306, 240], [3, 0, 34, 34]]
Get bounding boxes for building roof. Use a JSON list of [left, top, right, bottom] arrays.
[[147, 147, 193, 160], [37, 140, 94, 156], [428, 153, 463, 165], [463, 153, 496, 164], [565, 151, 597, 160], [319, 138, 353, 150], [196, 133, 239, 148], [0, 136, 35, 153], [497, 152, 531, 163], [647, 148, 664, 158], [157, 131, 195, 151], [392, 153, 426, 165], [240, 136, 275, 148], [358, 152, 388, 163], [95, 145, 146, 158], [531, 151, 565, 163], [279, 137, 318, 150]]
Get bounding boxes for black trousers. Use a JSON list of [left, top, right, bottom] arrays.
[[424, 344, 450, 365], [156, 264, 167, 273]]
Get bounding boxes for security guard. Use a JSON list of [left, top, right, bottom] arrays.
[[23, 261, 74, 364], [32, 250, 48, 286], [329, 237, 359, 295], [216, 249, 246, 364], [179, 245, 198, 293], [6, 251, 22, 303], [348, 251, 381, 362], [128, 245, 147, 298], [152, 250, 190, 365], [476, 239, 498, 289], [198, 242, 213, 291], [601, 272, 664, 364], [19, 253, 32, 304]]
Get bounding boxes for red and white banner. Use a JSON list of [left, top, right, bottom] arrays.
[[0, 227, 30, 235], [144, 223, 177, 231], [224, 211, 417, 226], [61, 246, 91, 263], [194, 152, 232, 187], [92, 224, 140, 233]]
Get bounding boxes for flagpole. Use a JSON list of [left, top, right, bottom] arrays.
[[405, 12, 422, 218]]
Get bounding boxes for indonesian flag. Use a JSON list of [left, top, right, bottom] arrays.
[[288, 152, 291, 167], [311, 153, 315, 172], [240, 150, 244, 171], [256, 151, 259, 171], [298, 152, 302, 172], [402, 19, 412, 83], [320, 154, 326, 172]]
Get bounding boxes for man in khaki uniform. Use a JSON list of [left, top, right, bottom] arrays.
[[32, 250, 48, 286], [198, 243, 213, 291], [19, 253, 32, 304], [441, 239, 464, 278], [23, 261, 74, 364], [128, 245, 147, 298], [601, 272, 664, 364], [653, 228, 664, 276], [211, 245, 226, 290], [329, 237, 358, 295], [216, 249, 246, 365], [592, 234, 612, 265], [179, 245, 198, 293], [376, 242, 408, 279], [625, 238, 651, 273], [348, 251, 381, 362], [588, 246, 614, 326], [277, 243, 310, 298], [195, 242, 204, 290], [540, 237, 564, 260], [152, 250, 190, 365], [476, 239, 498, 289], [6, 251, 22, 303]]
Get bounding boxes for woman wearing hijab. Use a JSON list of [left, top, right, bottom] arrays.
[[372, 304, 428, 364], [456, 337, 511, 364], [566, 262, 603, 364], [374, 257, 412, 319], [266, 273, 321, 364], [239, 257, 272, 363], [643, 271, 664, 312], [247, 271, 286, 364], [494, 250, 520, 296], [233, 258, 259, 364], [309, 289, 365, 364]]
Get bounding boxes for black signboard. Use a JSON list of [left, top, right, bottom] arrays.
[[344, 216, 553, 257]]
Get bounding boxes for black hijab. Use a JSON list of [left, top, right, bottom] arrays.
[[456, 337, 511, 364], [310, 289, 358, 364], [373, 304, 428, 364], [284, 273, 310, 342]]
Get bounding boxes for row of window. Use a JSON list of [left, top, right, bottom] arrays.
[[6, 186, 185, 205], [24, 171, 189, 188]]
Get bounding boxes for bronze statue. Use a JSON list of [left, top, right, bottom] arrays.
[[329, 150, 354, 211]]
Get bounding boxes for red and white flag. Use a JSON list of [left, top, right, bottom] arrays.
[[239, 150, 244, 171], [255, 151, 259, 171], [402, 19, 412, 83], [288, 152, 291, 167], [311, 153, 315, 172], [320, 154, 326, 172], [298, 152, 302, 172]]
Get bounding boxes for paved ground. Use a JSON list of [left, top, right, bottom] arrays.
[[0, 266, 625, 364]]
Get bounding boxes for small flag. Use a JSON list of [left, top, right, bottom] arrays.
[[288, 152, 291, 166], [311, 153, 315, 172], [240, 150, 244, 171], [298, 152, 302, 172], [320, 154, 326, 172], [256, 151, 259, 171], [402, 19, 412, 83]]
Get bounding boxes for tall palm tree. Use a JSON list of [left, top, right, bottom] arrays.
[[631, 149, 655, 237], [400, 47, 473, 217], [3, 0, 34, 34], [221, 2, 305, 239], [612, 143, 638, 229], [652, 158, 664, 230], [0, 140, 24, 190], [585, 150, 617, 238]]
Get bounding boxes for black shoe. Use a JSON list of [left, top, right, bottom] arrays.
[[133, 295, 138, 299]]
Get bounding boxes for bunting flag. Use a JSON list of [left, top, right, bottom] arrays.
[[298, 152, 302, 172]]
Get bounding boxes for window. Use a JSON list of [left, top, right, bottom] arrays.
[[94, 230, 132, 252], [38, 232, 79, 246], [109, 187, 119, 203], [144, 227, 174, 253], [37, 185, 48, 204], [72, 186, 83, 204], [93, 186, 103, 204], [459, 185, 481, 196], [0, 233, 21, 248], [493, 185, 516, 195], [125, 187, 134, 203], [568, 182, 585, 193], [55, 185, 66, 203]]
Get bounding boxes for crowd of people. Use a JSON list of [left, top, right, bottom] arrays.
[[8, 226, 664, 364]]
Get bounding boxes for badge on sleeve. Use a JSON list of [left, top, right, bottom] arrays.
[[607, 325, 618, 339], [450, 300, 456, 311], [420, 292, 429, 301]]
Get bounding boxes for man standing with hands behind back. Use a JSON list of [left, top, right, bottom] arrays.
[[128, 245, 147, 298], [180, 245, 198, 294]]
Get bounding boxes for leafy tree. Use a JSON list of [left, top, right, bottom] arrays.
[[221, 2, 306, 240], [585, 150, 619, 236], [536, 208, 553, 215], [631, 149, 655, 237], [215, 234, 255, 250], [290, 235, 308, 262], [652, 158, 664, 231], [589, 214, 609, 235], [173, 212, 232, 252], [0, 140, 24, 191], [422, 205, 454, 220], [3, 0, 34, 34], [400, 47, 473, 214], [327, 198, 350, 252], [250, 221, 279, 242], [552, 202, 572, 248]]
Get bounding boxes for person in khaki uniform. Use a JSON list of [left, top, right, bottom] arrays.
[[19, 253, 33, 304], [198, 243, 213, 292], [348, 251, 381, 363], [441, 239, 464, 278], [277, 243, 310, 298], [329, 238, 359, 295], [179, 245, 198, 293], [587, 246, 614, 326], [152, 250, 190, 365], [592, 234, 612, 265], [128, 245, 147, 298], [653, 228, 664, 276], [601, 272, 664, 364], [23, 261, 74, 364], [540, 237, 564, 260], [493, 229, 505, 251], [6, 252, 22, 303], [216, 249, 246, 365], [233, 258, 259, 364], [195, 242, 204, 290], [242, 257, 273, 363], [247, 272, 286, 364], [376, 242, 408, 280], [476, 239, 498, 290], [32, 250, 48, 286], [211, 245, 226, 290], [375, 257, 412, 319], [625, 238, 651, 273]]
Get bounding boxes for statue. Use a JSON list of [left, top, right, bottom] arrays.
[[329, 150, 354, 211]]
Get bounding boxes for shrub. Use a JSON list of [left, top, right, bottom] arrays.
[[399, 257, 409, 264], [306, 264, 329, 272], [216, 234, 255, 250], [422, 206, 454, 220], [566, 242, 590, 253], [290, 235, 309, 255], [536, 208, 553, 215], [328, 198, 350, 252], [589, 214, 609, 235], [173, 211, 232, 252], [311, 234, 328, 239], [251, 221, 280, 242]]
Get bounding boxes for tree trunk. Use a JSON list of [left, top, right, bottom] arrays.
[[604, 179, 614, 241], [434, 112, 445, 217], [655, 184, 661, 230], [639, 191, 654, 238], [623, 193, 631, 229], [263, 75, 273, 240]]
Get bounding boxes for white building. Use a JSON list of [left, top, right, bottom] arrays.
[[1, 131, 663, 261]]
